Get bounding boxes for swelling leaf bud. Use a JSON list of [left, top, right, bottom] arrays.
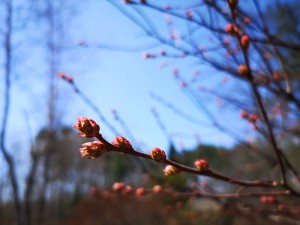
[[135, 187, 146, 196], [194, 159, 209, 171], [225, 24, 238, 36], [238, 64, 249, 76], [150, 147, 166, 162], [163, 165, 180, 176], [152, 185, 163, 193], [80, 141, 107, 159], [241, 35, 250, 49], [112, 136, 133, 149], [240, 110, 249, 119], [73, 116, 100, 138]]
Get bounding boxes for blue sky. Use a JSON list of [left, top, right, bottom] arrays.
[[0, 0, 261, 171], [59, 0, 244, 150]]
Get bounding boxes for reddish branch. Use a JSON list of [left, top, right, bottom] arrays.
[[95, 133, 276, 188]]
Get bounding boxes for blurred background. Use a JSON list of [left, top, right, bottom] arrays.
[[0, 0, 300, 224]]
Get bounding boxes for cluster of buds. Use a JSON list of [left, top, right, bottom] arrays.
[[73, 116, 100, 138], [194, 159, 209, 171], [150, 147, 166, 162], [163, 165, 180, 176], [260, 195, 276, 204], [225, 24, 238, 36], [80, 141, 107, 159], [112, 136, 133, 149], [57, 72, 73, 83], [238, 64, 249, 76], [240, 110, 259, 125], [74, 117, 107, 159], [112, 183, 133, 195], [248, 113, 259, 124]]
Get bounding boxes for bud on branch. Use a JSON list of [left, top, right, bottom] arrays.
[[73, 116, 100, 138]]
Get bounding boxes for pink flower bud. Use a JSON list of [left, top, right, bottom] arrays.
[[80, 141, 107, 159], [112, 136, 133, 149], [57, 72, 73, 83], [238, 64, 249, 76], [225, 24, 238, 36], [241, 35, 250, 49], [150, 147, 166, 162], [123, 185, 133, 194], [163, 165, 180, 176], [112, 182, 125, 192], [272, 72, 281, 82], [73, 116, 100, 138], [248, 113, 259, 123], [135, 187, 146, 196], [260, 195, 276, 204], [240, 110, 249, 119], [64, 75, 73, 83], [267, 196, 276, 203], [57, 72, 65, 79], [260, 196, 268, 204], [194, 159, 209, 171], [152, 185, 162, 193]]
